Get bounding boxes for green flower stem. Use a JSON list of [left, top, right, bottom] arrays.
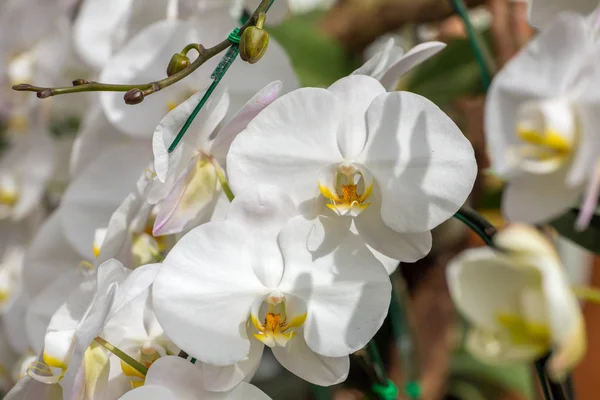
[[94, 336, 148, 376], [206, 155, 235, 202], [167, 44, 240, 153], [389, 276, 422, 399], [450, 0, 494, 90], [453, 206, 497, 247], [534, 355, 569, 400], [12, 0, 274, 102]]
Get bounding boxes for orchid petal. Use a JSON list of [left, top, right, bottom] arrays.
[[329, 75, 385, 159], [61, 144, 151, 260], [22, 210, 81, 296], [210, 81, 283, 165], [200, 338, 264, 392], [379, 41, 446, 90], [277, 216, 391, 357], [227, 88, 343, 206], [271, 335, 348, 386], [361, 91, 476, 232], [153, 221, 265, 365], [502, 168, 583, 223]]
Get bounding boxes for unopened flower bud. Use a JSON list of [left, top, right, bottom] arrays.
[[37, 90, 52, 99], [240, 25, 269, 64], [166, 53, 190, 77], [124, 88, 145, 105]]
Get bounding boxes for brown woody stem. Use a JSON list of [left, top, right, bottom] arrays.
[[12, 0, 272, 103]]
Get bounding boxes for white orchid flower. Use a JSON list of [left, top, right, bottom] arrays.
[[352, 38, 446, 91], [485, 13, 600, 227], [73, 0, 195, 70], [447, 224, 586, 382], [100, 8, 298, 138], [153, 185, 391, 388], [528, 0, 599, 28], [0, 115, 54, 221], [119, 356, 271, 400], [93, 189, 165, 269], [227, 74, 477, 272], [101, 291, 178, 392], [21, 210, 83, 300], [0, 0, 76, 81], [29, 260, 160, 398], [69, 104, 142, 177], [61, 144, 151, 261], [148, 81, 282, 236]]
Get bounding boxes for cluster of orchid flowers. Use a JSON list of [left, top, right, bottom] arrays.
[[0, 0, 598, 398]]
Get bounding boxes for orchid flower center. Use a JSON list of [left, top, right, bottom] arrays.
[[93, 219, 168, 266], [319, 164, 373, 217], [496, 313, 550, 346], [251, 294, 307, 348], [514, 99, 577, 174], [178, 156, 218, 211], [121, 345, 162, 389], [0, 174, 19, 212]]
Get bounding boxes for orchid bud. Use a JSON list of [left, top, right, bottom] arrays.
[[37, 90, 52, 99], [166, 53, 191, 77], [240, 13, 269, 64], [124, 88, 145, 105]]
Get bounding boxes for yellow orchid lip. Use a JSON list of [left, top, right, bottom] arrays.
[[250, 296, 307, 348], [318, 178, 373, 217], [0, 188, 18, 207]]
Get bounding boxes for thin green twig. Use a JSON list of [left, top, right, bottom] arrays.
[[450, 0, 494, 90], [94, 336, 148, 376], [453, 206, 497, 247]]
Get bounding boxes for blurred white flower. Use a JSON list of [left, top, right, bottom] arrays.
[[99, 7, 298, 139], [0, 114, 54, 222], [152, 185, 391, 388], [528, 0, 599, 28], [352, 37, 446, 91], [485, 12, 600, 226], [148, 81, 281, 236], [227, 74, 477, 272], [447, 224, 586, 382], [119, 356, 271, 400], [73, 0, 195, 71]]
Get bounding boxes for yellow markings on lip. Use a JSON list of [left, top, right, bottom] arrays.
[[42, 353, 68, 370], [0, 189, 18, 207], [251, 311, 307, 348], [92, 245, 101, 258], [319, 180, 373, 216], [496, 313, 550, 347], [167, 101, 179, 112], [517, 128, 572, 156]]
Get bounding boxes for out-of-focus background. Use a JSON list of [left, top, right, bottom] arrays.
[[256, 1, 600, 398], [1, 0, 597, 399]]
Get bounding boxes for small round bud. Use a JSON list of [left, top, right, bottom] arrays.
[[240, 26, 269, 64], [12, 83, 33, 91], [124, 88, 145, 105], [37, 90, 52, 99], [72, 79, 89, 86], [166, 53, 190, 77]]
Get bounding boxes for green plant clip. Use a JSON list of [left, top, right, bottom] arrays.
[[228, 28, 242, 44], [405, 381, 422, 399], [372, 379, 399, 400]]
